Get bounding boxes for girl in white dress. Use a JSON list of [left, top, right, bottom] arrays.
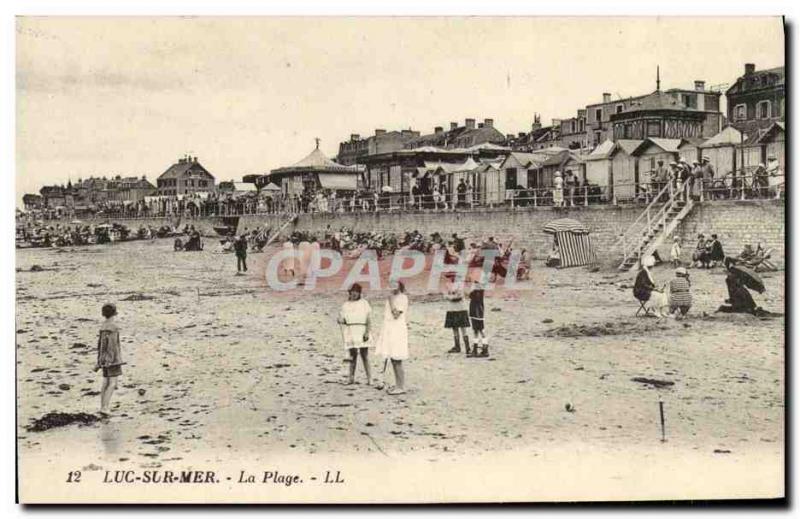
[[376, 280, 409, 395], [337, 283, 373, 385]]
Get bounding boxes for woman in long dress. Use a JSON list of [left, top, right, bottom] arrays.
[[375, 280, 409, 395]]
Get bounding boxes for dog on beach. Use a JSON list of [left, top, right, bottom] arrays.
[[644, 284, 671, 318]]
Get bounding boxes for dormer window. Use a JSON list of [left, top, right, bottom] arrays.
[[758, 100, 772, 119]]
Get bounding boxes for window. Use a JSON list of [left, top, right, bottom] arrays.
[[758, 100, 771, 120], [595, 108, 602, 122], [615, 104, 624, 114], [571, 121, 576, 133], [646, 121, 661, 137], [734, 104, 747, 121], [579, 119, 585, 132]]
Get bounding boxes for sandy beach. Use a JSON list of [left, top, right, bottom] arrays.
[[15, 238, 785, 502]]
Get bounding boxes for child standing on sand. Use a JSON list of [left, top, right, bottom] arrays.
[[467, 281, 488, 358], [670, 237, 682, 267], [444, 280, 471, 356], [337, 284, 373, 385], [375, 280, 410, 395], [94, 303, 123, 415]]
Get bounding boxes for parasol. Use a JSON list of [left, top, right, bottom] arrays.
[[542, 218, 590, 234], [730, 264, 765, 293]]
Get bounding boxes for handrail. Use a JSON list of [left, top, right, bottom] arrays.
[[618, 178, 692, 266]]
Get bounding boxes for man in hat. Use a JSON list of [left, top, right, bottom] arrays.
[[654, 159, 670, 201], [700, 156, 715, 197], [766, 155, 782, 198], [668, 267, 692, 319]]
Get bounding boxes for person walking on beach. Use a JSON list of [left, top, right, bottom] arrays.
[[467, 280, 488, 357], [444, 281, 471, 355], [337, 284, 374, 385], [375, 280, 410, 395], [94, 303, 123, 416], [234, 234, 248, 274]]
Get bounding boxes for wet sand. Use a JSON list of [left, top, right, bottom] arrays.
[[16, 239, 785, 501]]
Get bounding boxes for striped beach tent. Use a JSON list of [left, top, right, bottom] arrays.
[[542, 218, 596, 268]]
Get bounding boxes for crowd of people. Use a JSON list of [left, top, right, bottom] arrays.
[[634, 232, 776, 320], [15, 221, 182, 248], [642, 154, 784, 203]]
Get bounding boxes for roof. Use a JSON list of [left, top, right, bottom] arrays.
[[615, 139, 646, 156], [701, 126, 743, 147], [232, 182, 257, 192], [272, 145, 361, 174], [585, 139, 615, 161], [646, 138, 684, 153], [756, 121, 786, 143], [726, 66, 785, 95], [158, 159, 214, 180], [406, 124, 506, 150]]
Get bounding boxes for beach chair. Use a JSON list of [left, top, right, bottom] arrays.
[[753, 248, 777, 272]]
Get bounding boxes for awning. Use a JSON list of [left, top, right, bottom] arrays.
[[318, 174, 358, 190]]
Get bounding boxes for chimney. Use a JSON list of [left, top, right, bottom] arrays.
[[477, 122, 485, 129], [450, 122, 458, 130], [518, 132, 526, 138], [350, 134, 360, 141], [506, 134, 515, 140], [434, 126, 444, 134], [375, 129, 386, 136], [465, 118, 476, 130], [602, 93, 612, 103], [484, 118, 494, 128], [532, 114, 542, 131], [745, 63, 756, 76], [694, 80, 705, 91], [193, 156, 198, 163]]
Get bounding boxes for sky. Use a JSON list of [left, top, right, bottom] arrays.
[[15, 16, 784, 203]]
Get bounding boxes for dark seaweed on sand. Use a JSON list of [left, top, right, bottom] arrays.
[[26, 411, 101, 432]]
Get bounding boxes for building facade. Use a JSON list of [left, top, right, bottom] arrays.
[[725, 63, 785, 141], [337, 128, 421, 166], [585, 81, 722, 147], [156, 156, 216, 196]]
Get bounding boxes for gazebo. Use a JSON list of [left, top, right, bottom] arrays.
[[267, 139, 364, 196]]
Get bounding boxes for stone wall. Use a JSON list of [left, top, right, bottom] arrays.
[[42, 199, 783, 269], [673, 199, 785, 266], [238, 205, 646, 266]]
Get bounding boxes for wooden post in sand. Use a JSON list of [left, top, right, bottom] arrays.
[[659, 397, 666, 442]]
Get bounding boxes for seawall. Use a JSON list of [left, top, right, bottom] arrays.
[[237, 199, 785, 268]]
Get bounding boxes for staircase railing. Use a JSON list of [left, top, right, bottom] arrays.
[[616, 179, 692, 267]]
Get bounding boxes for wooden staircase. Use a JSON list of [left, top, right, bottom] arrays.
[[615, 179, 695, 271]]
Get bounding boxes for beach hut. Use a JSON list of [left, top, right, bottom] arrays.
[[609, 140, 645, 201], [699, 126, 742, 178], [584, 140, 614, 200], [756, 121, 785, 171], [542, 218, 596, 268]]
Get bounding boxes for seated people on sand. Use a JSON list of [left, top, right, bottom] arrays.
[[668, 267, 692, 319], [546, 243, 561, 268]]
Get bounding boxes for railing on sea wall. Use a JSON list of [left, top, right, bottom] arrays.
[[20, 172, 785, 223]]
